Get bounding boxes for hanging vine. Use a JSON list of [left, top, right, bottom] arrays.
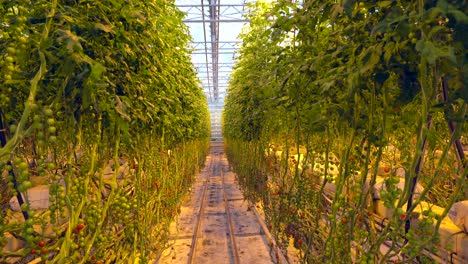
[[224, 0, 467, 263], [0, 0, 210, 262]]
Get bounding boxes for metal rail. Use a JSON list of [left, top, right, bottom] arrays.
[[187, 155, 212, 263], [187, 145, 242, 264], [221, 167, 241, 264], [199, 0, 212, 102]]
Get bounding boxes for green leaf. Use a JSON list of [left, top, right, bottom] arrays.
[[428, 26, 447, 39], [425, 7, 444, 21], [384, 42, 395, 64], [377, 1, 392, 9], [416, 40, 456, 65], [90, 61, 106, 80], [342, 0, 354, 17], [305, 103, 322, 124], [360, 44, 382, 74], [448, 9, 468, 23]]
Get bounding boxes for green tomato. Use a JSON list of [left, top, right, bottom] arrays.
[[17, 16, 27, 23], [47, 163, 56, 170], [389, 177, 400, 184], [21, 203, 30, 212], [22, 180, 32, 189], [18, 184, 26, 192], [48, 126, 56, 134], [18, 36, 27, 44], [14, 26, 24, 34], [35, 122, 44, 129], [7, 47, 16, 54], [9, 124, 17, 133], [18, 161, 28, 171], [6, 64, 15, 72], [43, 108, 53, 117], [30, 103, 38, 111], [4, 56, 14, 63], [46, 118, 55, 125]]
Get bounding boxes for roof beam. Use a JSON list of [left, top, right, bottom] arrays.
[[179, 4, 246, 7], [184, 19, 248, 23], [192, 41, 241, 44], [192, 52, 236, 54], [177, 1, 247, 101]]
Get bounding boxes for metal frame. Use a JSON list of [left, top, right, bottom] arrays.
[[177, 0, 248, 140], [177, 1, 248, 102]]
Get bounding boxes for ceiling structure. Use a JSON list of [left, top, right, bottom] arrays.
[[175, 0, 249, 102], [175, 0, 250, 140]]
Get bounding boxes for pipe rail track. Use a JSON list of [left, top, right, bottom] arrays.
[[187, 143, 243, 264], [158, 142, 292, 263]]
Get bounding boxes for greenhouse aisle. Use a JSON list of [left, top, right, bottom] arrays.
[[156, 142, 292, 264]]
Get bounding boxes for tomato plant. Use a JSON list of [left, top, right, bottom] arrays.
[[0, 0, 210, 262], [224, 0, 466, 263]]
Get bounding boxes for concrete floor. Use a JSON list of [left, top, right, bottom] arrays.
[[156, 143, 283, 264]]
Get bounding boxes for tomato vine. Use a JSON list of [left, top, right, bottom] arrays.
[[224, 0, 466, 263], [1, 0, 210, 262]]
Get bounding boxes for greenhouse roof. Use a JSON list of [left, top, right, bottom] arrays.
[[175, 0, 249, 104]]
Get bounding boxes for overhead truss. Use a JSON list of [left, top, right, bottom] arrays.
[[177, 1, 248, 102]]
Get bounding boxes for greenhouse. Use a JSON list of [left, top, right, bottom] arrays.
[[0, 0, 467, 263]]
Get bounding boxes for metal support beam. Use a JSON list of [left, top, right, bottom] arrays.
[[184, 19, 248, 23], [192, 52, 236, 54], [193, 48, 237, 52], [194, 63, 235, 65], [199, 76, 230, 79], [192, 41, 242, 44], [177, 1, 247, 100], [197, 71, 232, 73], [179, 4, 246, 7]]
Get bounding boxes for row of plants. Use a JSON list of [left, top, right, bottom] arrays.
[[224, 0, 466, 263], [0, 0, 210, 263]]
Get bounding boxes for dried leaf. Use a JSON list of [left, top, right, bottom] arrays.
[[94, 23, 114, 33]]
